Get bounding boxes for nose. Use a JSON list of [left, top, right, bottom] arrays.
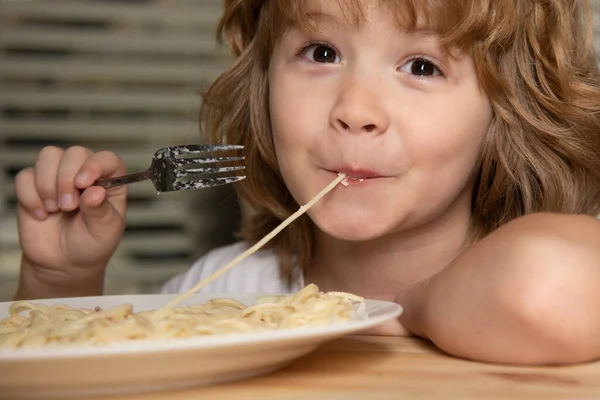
[[330, 75, 390, 135]]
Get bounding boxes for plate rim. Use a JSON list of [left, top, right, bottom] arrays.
[[0, 293, 403, 360]]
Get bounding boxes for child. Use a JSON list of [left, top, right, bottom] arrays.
[[12, 0, 600, 365]]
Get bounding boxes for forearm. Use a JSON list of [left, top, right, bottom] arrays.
[[410, 262, 567, 365], [15, 257, 104, 300], [401, 213, 600, 365]]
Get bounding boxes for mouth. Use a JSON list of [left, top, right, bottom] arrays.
[[345, 175, 374, 181], [327, 168, 390, 186]]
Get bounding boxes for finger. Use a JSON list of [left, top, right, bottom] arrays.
[[78, 186, 126, 242], [14, 168, 48, 221], [75, 151, 128, 217], [74, 151, 127, 187], [56, 146, 94, 212], [33, 146, 64, 212]]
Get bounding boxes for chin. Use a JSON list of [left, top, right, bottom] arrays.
[[322, 228, 385, 242], [310, 209, 395, 241]]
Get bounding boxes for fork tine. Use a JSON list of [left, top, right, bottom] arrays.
[[175, 156, 245, 166], [172, 144, 244, 154], [177, 165, 245, 177], [172, 175, 246, 191]]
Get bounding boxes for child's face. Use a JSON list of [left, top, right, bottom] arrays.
[[268, 0, 493, 241]]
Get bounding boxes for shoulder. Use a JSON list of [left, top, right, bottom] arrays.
[[485, 212, 600, 266], [463, 212, 600, 321], [458, 212, 600, 275], [160, 242, 302, 295], [422, 212, 600, 364]]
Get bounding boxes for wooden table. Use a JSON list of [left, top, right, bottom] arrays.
[[91, 336, 600, 400]]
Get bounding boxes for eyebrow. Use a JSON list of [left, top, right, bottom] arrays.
[[299, 9, 439, 37], [301, 11, 345, 31]]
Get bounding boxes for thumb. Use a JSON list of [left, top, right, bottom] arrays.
[[78, 186, 126, 241]]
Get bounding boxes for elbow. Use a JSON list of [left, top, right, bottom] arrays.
[[506, 268, 600, 365], [495, 215, 600, 365]]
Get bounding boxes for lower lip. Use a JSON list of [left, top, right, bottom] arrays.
[[341, 177, 376, 187], [324, 170, 390, 186], [330, 172, 387, 186]]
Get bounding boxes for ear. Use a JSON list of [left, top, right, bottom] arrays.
[[218, 0, 265, 57]]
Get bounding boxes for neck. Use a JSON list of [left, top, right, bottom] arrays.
[[306, 206, 472, 301]]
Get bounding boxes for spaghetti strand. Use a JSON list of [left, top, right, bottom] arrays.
[[0, 174, 361, 350]]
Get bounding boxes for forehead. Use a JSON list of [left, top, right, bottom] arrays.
[[271, 0, 506, 50], [284, 0, 409, 32], [281, 0, 448, 28]]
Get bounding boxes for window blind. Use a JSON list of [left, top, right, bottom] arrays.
[[0, 0, 240, 300]]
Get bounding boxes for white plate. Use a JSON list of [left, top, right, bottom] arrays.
[[0, 293, 402, 399]]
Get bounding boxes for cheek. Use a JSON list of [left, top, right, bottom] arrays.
[[269, 78, 292, 159], [406, 101, 491, 173], [269, 77, 324, 159], [269, 80, 305, 175], [269, 101, 296, 167], [270, 77, 300, 143]]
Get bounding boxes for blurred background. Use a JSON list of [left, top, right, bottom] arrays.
[[0, 1, 599, 301], [0, 0, 241, 300]]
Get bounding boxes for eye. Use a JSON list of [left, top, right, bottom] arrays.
[[399, 57, 444, 78], [300, 43, 341, 64]]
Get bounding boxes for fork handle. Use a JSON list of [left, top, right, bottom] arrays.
[[93, 169, 152, 189]]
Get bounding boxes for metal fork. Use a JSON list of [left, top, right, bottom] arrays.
[[93, 144, 245, 192]]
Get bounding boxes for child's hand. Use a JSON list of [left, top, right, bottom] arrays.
[[13, 146, 128, 298]]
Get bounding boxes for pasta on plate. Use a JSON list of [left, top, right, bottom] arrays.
[[0, 283, 365, 349]]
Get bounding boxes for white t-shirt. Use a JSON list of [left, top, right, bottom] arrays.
[[160, 242, 305, 294]]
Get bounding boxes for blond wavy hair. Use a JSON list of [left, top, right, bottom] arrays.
[[201, 0, 600, 286]]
